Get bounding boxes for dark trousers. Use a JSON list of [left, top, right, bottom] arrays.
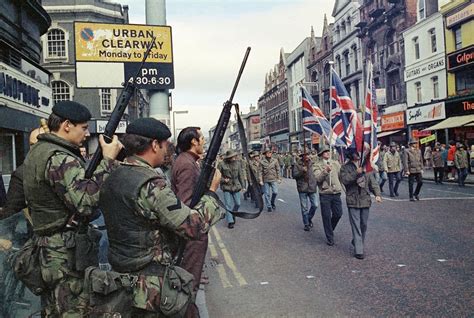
[[387, 172, 401, 196], [434, 167, 444, 183], [408, 173, 423, 198], [348, 207, 370, 255], [319, 193, 343, 243], [457, 168, 468, 186], [181, 234, 209, 318]]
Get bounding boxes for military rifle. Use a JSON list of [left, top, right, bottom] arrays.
[[84, 36, 156, 179]]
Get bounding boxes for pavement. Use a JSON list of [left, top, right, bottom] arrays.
[[205, 178, 474, 317], [421, 168, 474, 184]]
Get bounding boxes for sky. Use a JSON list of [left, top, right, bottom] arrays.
[[116, 0, 335, 135]]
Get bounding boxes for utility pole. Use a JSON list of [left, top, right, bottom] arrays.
[[145, 0, 170, 126]]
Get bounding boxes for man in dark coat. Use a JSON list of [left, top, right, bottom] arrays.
[[340, 150, 382, 260], [292, 153, 318, 231]]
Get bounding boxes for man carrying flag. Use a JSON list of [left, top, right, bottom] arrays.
[[362, 61, 380, 171]]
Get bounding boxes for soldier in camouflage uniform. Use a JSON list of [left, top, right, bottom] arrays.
[[99, 118, 223, 317], [22, 101, 122, 317], [217, 149, 245, 228], [247, 150, 263, 208]]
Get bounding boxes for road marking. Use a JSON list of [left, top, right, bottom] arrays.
[[306, 275, 315, 279], [211, 227, 248, 287], [429, 188, 474, 196], [208, 235, 233, 288], [277, 198, 286, 203], [382, 196, 474, 202], [260, 281, 269, 285], [437, 259, 448, 262], [397, 264, 406, 267]]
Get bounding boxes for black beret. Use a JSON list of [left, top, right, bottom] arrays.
[[52, 101, 91, 123], [126, 117, 171, 140]]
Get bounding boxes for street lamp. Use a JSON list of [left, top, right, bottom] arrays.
[[172, 110, 188, 142]]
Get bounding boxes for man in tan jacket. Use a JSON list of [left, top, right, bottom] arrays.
[[313, 146, 343, 246], [403, 139, 423, 201], [384, 142, 402, 197]]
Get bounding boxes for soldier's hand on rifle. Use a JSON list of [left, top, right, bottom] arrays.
[[209, 169, 222, 192], [100, 135, 123, 160], [325, 165, 332, 173]]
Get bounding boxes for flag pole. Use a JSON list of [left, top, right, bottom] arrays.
[[328, 61, 334, 186]]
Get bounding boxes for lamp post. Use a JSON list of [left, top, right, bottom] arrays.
[[172, 110, 188, 142]]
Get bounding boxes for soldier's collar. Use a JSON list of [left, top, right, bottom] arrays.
[[123, 155, 154, 169]]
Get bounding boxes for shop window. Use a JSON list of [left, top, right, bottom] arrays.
[[413, 37, 420, 60], [52, 80, 71, 104], [456, 68, 474, 93], [454, 27, 462, 50], [46, 28, 67, 59], [429, 28, 437, 53], [432, 76, 439, 99], [415, 81, 422, 103]]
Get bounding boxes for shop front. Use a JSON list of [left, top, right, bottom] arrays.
[[270, 131, 289, 153], [0, 61, 52, 190], [377, 111, 407, 145], [406, 101, 447, 144]]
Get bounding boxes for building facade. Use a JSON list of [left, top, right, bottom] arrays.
[[0, 0, 51, 189], [403, 0, 448, 143], [332, 0, 364, 110], [258, 49, 290, 152], [41, 0, 148, 154], [286, 37, 311, 151], [357, 0, 417, 144]]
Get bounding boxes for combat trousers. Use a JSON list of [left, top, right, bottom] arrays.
[[319, 193, 343, 243], [181, 235, 209, 318], [348, 207, 370, 255], [387, 172, 401, 196], [408, 173, 423, 198], [298, 192, 318, 226]]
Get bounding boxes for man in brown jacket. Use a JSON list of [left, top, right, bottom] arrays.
[[383, 142, 402, 197], [171, 126, 208, 317], [403, 139, 423, 201], [432, 143, 445, 184]]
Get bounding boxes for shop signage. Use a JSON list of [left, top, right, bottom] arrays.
[[404, 57, 445, 81], [376, 88, 386, 105], [74, 22, 174, 89], [381, 111, 405, 131], [0, 62, 52, 116], [445, 98, 474, 116], [311, 133, 320, 144], [420, 134, 436, 144], [447, 45, 474, 71], [96, 120, 127, 133], [412, 130, 432, 138], [406, 102, 446, 125], [446, 2, 474, 28], [251, 116, 260, 124]]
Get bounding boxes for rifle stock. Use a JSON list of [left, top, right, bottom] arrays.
[[189, 47, 251, 208]]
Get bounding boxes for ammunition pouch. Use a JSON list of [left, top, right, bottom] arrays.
[[69, 225, 101, 272], [159, 265, 195, 317], [84, 266, 135, 318], [11, 237, 47, 296]]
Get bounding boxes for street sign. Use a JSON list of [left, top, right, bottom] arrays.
[[74, 22, 174, 89], [420, 134, 436, 144]]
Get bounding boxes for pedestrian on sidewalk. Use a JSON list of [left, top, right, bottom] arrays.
[[432, 143, 444, 184], [313, 146, 343, 246], [447, 141, 457, 180], [376, 144, 388, 193], [340, 149, 382, 260], [455, 143, 469, 187], [470, 145, 474, 174], [424, 145, 432, 169], [383, 142, 402, 197], [260, 147, 281, 212], [293, 153, 318, 231], [403, 139, 424, 201], [218, 149, 245, 228]]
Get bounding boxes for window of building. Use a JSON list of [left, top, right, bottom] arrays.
[[46, 29, 66, 58], [418, 0, 425, 20], [388, 33, 399, 56], [413, 37, 420, 60], [355, 80, 360, 108], [454, 27, 462, 50], [429, 29, 437, 53], [100, 88, 112, 113], [353, 46, 358, 71], [388, 70, 400, 102], [336, 55, 342, 76], [52, 81, 71, 104], [341, 21, 346, 37], [415, 81, 422, 103], [347, 17, 351, 32], [456, 68, 474, 93], [344, 51, 350, 76], [432, 76, 439, 99]]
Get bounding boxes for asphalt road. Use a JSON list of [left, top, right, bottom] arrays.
[[206, 177, 474, 317]]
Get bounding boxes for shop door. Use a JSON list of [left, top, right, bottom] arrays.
[[0, 134, 16, 191]]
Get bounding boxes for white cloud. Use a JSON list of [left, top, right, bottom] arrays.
[[119, 0, 335, 134]]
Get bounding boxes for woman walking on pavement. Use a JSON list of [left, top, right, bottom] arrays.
[[340, 149, 382, 260]]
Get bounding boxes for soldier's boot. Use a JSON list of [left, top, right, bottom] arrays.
[[271, 194, 277, 210]]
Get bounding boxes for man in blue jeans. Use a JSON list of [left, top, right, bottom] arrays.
[[260, 148, 281, 212], [217, 149, 245, 228], [292, 153, 318, 231]]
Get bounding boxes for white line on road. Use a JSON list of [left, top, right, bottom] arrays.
[[437, 259, 448, 262], [397, 264, 407, 267], [260, 282, 269, 285], [382, 196, 474, 202], [429, 188, 474, 196], [306, 275, 315, 279], [277, 199, 286, 203]]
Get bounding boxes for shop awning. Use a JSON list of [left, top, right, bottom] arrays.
[[423, 114, 474, 131], [377, 130, 401, 138]]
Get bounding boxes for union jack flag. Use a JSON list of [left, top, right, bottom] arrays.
[[330, 69, 363, 152], [301, 86, 345, 147], [363, 61, 379, 171]]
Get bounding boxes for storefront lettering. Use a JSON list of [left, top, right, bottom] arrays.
[[457, 52, 473, 65], [0, 72, 50, 108], [464, 101, 474, 111], [447, 45, 474, 71], [408, 109, 422, 122], [405, 58, 445, 81]]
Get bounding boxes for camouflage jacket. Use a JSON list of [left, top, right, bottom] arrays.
[[455, 149, 469, 169], [217, 159, 244, 192], [247, 158, 263, 185]]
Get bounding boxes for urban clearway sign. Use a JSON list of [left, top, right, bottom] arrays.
[[74, 22, 174, 89]]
